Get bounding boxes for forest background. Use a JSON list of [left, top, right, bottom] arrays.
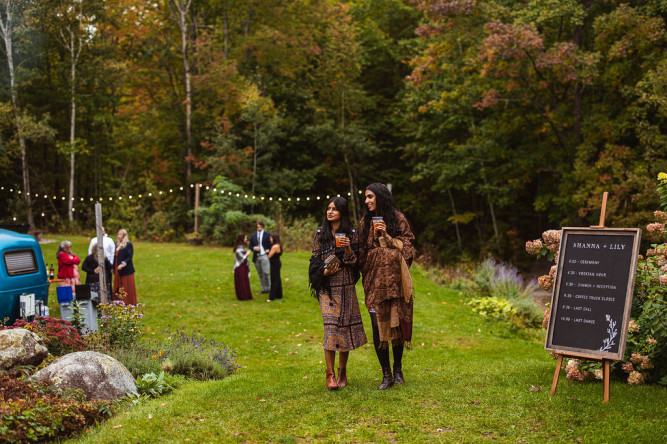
[[1, 0, 666, 266]]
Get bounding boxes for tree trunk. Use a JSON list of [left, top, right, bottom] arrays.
[[1, 1, 34, 229], [489, 201, 499, 239], [170, 0, 194, 205], [223, 0, 229, 60], [251, 123, 258, 215], [447, 188, 462, 251], [68, 28, 77, 222]]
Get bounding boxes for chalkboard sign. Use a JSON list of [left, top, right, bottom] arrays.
[[545, 228, 641, 361]]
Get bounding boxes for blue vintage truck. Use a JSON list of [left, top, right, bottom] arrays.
[[0, 228, 50, 324]]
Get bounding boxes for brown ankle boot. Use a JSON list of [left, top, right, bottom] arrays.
[[337, 367, 347, 388], [326, 370, 339, 390]]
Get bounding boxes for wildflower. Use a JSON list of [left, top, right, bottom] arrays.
[[658, 172, 667, 182], [621, 362, 634, 373], [647, 223, 665, 233], [628, 319, 640, 333], [630, 353, 643, 365], [627, 371, 645, 385], [525, 239, 543, 255], [646, 337, 658, 346]]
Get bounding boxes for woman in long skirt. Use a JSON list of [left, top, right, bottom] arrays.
[[233, 233, 253, 301], [114, 229, 138, 305], [359, 183, 415, 390], [309, 197, 367, 390]]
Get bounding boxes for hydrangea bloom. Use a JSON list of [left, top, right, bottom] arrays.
[[542, 229, 561, 246], [621, 362, 634, 373], [628, 319, 640, 333], [627, 371, 645, 385], [630, 353, 643, 365], [646, 223, 665, 233], [525, 239, 543, 255], [640, 357, 654, 370], [646, 337, 658, 346]]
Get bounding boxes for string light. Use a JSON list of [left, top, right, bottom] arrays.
[[1, 185, 361, 207]]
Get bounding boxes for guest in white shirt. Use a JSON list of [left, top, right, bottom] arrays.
[[87, 226, 116, 265]]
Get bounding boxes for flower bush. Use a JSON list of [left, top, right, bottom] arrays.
[[461, 258, 543, 330], [0, 373, 110, 442], [160, 327, 238, 380], [526, 173, 667, 385], [97, 299, 144, 349], [2, 317, 86, 356]]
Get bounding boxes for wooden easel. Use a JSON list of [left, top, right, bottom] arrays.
[[550, 192, 612, 403], [550, 353, 611, 403]]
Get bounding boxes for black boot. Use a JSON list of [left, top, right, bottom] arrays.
[[393, 365, 404, 384], [392, 343, 404, 384], [378, 367, 394, 390]]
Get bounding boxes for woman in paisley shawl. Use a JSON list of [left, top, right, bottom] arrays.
[[359, 183, 415, 390], [309, 197, 367, 390]]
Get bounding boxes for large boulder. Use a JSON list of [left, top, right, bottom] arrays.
[[0, 328, 48, 370], [32, 351, 137, 400]]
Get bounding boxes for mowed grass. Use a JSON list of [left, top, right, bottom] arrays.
[[39, 236, 667, 443]]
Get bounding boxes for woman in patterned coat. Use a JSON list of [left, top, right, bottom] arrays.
[[359, 183, 415, 390], [309, 197, 367, 390]]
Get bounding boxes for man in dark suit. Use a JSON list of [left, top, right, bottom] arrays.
[[248, 220, 272, 294]]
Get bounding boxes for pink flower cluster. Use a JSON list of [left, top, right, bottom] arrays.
[[646, 223, 665, 233], [654, 210, 667, 222], [646, 337, 658, 346], [659, 275, 667, 285], [630, 353, 643, 365], [542, 230, 561, 249], [525, 239, 543, 255], [628, 319, 640, 333], [622, 362, 634, 373]]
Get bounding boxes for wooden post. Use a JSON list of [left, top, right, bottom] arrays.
[[592, 192, 609, 228], [95, 203, 108, 304], [194, 183, 200, 234], [603, 359, 610, 404], [550, 354, 563, 396]]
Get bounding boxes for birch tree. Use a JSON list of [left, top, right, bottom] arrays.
[[53, 0, 94, 222], [0, 0, 34, 229]]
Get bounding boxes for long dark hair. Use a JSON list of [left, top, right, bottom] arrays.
[[319, 197, 353, 246], [270, 233, 283, 252], [360, 183, 400, 243], [232, 233, 246, 251]]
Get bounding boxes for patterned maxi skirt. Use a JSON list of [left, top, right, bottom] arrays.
[[319, 267, 367, 352]]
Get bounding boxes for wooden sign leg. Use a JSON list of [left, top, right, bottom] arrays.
[[551, 354, 564, 396], [603, 359, 610, 403]]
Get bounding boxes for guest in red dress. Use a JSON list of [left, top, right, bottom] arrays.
[[114, 229, 138, 305], [56, 240, 81, 293]]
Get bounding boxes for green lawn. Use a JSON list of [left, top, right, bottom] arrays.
[[40, 236, 667, 443]]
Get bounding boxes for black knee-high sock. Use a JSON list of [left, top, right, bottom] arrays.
[[392, 343, 404, 370], [370, 312, 390, 368]]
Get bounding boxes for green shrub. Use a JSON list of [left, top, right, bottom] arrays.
[[135, 371, 184, 398], [198, 175, 275, 244], [100, 344, 164, 377], [98, 300, 144, 349], [161, 328, 238, 380], [0, 373, 109, 442], [279, 217, 319, 251]]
